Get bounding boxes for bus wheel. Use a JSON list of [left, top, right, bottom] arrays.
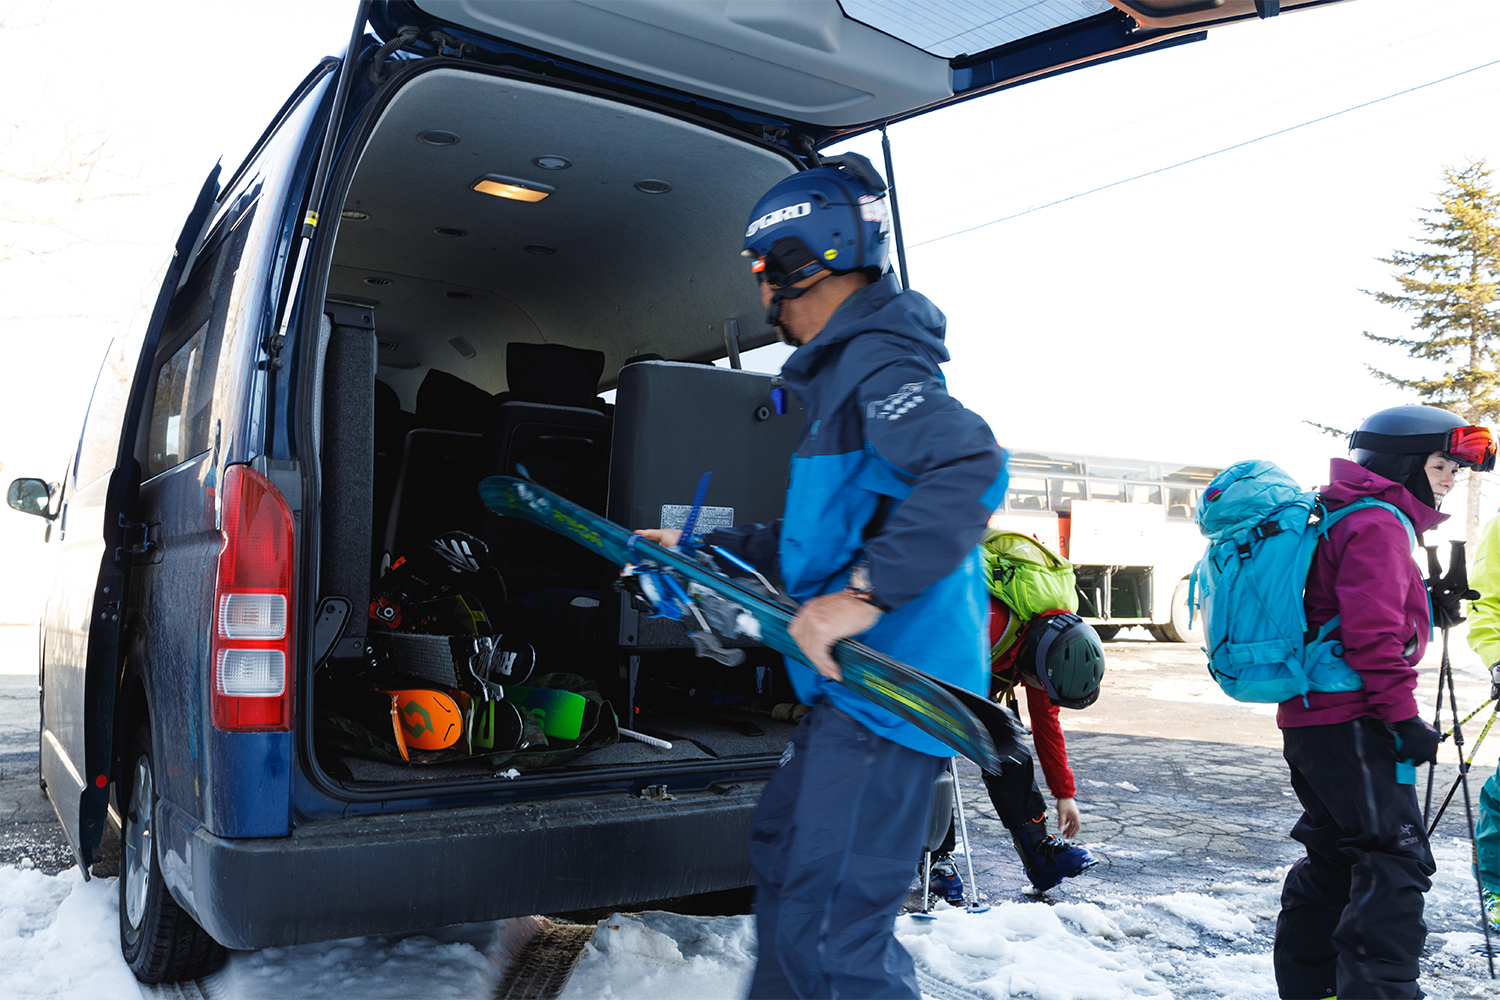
[[1157, 579, 1202, 644], [1092, 624, 1120, 641]]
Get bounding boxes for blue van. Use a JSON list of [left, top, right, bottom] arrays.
[[6, 0, 1340, 983]]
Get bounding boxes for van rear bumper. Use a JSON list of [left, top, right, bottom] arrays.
[[155, 781, 763, 950]]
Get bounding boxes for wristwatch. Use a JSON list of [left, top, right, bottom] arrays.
[[844, 563, 890, 611]]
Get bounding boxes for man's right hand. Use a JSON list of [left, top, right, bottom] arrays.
[[633, 528, 681, 549]]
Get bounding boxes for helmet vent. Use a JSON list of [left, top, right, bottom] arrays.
[[634, 179, 672, 194]]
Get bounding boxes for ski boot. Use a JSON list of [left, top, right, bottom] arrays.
[[1012, 821, 1099, 892], [927, 853, 965, 904], [1484, 889, 1500, 933]]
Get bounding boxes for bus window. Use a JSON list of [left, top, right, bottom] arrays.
[[1164, 466, 1220, 486], [1088, 480, 1126, 503], [1051, 478, 1084, 512], [1007, 476, 1049, 512], [1167, 487, 1199, 519], [1087, 458, 1160, 481], [1009, 451, 1085, 476], [1127, 484, 1162, 505]]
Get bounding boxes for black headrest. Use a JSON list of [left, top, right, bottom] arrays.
[[374, 380, 401, 445], [416, 369, 492, 431], [504, 342, 605, 407]]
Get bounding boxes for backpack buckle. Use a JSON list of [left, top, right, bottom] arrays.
[[1236, 542, 1253, 559], [1251, 521, 1283, 541]]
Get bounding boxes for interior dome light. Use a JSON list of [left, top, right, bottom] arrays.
[[472, 174, 554, 203]]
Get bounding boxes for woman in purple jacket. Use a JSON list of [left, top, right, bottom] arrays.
[[1274, 405, 1496, 1000]]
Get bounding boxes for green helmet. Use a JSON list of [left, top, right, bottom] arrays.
[[1019, 612, 1105, 710]]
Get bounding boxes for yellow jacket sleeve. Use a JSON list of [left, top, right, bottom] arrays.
[[1467, 513, 1500, 667]]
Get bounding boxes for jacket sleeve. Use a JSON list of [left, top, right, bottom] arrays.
[[1468, 513, 1500, 667], [1329, 511, 1424, 723], [856, 364, 1007, 611], [704, 519, 782, 588], [1023, 686, 1076, 800]]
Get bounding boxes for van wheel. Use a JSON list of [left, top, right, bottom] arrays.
[[1157, 579, 1202, 644], [119, 721, 227, 983], [1092, 624, 1120, 641]]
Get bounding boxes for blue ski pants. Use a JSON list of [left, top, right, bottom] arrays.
[[1275, 717, 1435, 1000], [1478, 769, 1500, 896], [747, 702, 946, 1000]]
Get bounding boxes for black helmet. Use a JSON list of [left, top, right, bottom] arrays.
[[1018, 612, 1105, 710], [1348, 405, 1496, 507]]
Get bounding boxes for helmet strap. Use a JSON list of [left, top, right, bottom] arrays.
[[765, 272, 830, 346]]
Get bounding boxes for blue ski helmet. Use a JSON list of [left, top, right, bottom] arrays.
[[742, 153, 891, 287]]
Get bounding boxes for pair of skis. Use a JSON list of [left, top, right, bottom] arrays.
[[476, 474, 1026, 774]]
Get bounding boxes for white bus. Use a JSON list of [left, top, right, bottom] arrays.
[[989, 449, 1222, 642]]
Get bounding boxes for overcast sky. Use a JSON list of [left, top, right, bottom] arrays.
[[2, 0, 1499, 596]]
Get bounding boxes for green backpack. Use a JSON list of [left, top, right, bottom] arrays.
[[981, 529, 1079, 620]]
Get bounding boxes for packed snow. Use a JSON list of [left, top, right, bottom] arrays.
[[2, 838, 1494, 998]]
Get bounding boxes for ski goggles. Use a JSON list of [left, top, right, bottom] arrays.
[[1350, 425, 1497, 472], [744, 237, 824, 289]]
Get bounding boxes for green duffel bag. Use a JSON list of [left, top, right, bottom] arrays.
[[981, 529, 1078, 620]]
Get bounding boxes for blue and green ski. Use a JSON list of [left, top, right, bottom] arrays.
[[476, 475, 1026, 773]]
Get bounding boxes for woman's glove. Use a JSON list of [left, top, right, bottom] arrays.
[[1390, 716, 1441, 765]]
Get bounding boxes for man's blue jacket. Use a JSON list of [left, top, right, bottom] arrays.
[[712, 274, 1007, 756]]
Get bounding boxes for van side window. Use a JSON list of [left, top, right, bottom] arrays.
[[148, 323, 218, 475], [143, 210, 254, 478]]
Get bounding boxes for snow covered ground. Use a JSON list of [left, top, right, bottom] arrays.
[[2, 837, 1494, 999]]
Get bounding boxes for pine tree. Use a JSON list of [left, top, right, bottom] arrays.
[[1364, 159, 1500, 548]]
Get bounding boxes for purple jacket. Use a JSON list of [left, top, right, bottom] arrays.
[[1278, 458, 1446, 729]]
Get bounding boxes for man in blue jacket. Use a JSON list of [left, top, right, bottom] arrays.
[[642, 155, 1006, 998]]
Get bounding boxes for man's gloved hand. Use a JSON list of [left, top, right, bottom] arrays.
[[1390, 716, 1441, 765], [1491, 662, 1500, 704]]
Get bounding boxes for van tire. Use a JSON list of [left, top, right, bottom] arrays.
[[1157, 579, 1202, 644], [119, 721, 227, 984], [1092, 625, 1120, 641]]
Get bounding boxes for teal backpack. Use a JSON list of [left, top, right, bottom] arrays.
[[1189, 460, 1417, 704]]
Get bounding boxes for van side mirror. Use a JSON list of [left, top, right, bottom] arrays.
[[7, 478, 55, 520]]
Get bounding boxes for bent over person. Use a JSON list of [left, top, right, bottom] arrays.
[[1274, 405, 1495, 1000], [638, 154, 1005, 998]]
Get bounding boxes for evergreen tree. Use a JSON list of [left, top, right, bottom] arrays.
[[1364, 159, 1500, 547]]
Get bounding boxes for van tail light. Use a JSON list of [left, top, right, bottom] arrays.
[[211, 465, 295, 732]]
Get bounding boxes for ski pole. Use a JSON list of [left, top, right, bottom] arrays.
[[950, 758, 979, 909], [1440, 623, 1495, 979], [1426, 707, 1495, 835], [1442, 696, 1497, 740]]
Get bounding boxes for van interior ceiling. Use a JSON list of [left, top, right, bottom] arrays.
[[313, 67, 808, 785]]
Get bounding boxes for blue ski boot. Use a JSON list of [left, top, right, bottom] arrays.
[[927, 853, 965, 904], [1012, 822, 1099, 892]]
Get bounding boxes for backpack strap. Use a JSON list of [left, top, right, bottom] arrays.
[[1320, 497, 1417, 551]]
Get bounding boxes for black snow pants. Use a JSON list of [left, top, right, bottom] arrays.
[[936, 748, 1048, 855], [1274, 717, 1435, 1000]]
